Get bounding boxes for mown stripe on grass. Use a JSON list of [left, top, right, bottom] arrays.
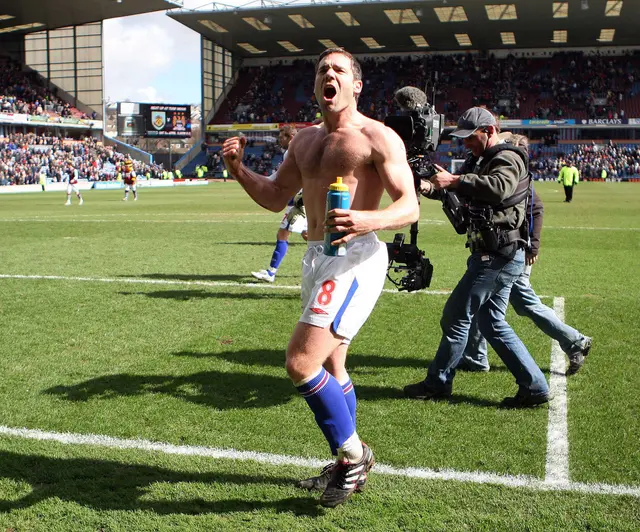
[[0, 424, 638, 497]]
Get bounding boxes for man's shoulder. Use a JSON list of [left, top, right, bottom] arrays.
[[360, 116, 389, 136], [290, 125, 320, 149], [286, 126, 316, 157], [297, 125, 322, 138], [361, 117, 403, 150], [491, 147, 526, 167]]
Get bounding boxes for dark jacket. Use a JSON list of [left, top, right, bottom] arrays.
[[529, 189, 543, 256], [456, 148, 528, 232]]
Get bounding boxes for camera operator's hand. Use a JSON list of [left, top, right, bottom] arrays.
[[419, 179, 434, 196], [325, 208, 374, 246], [526, 252, 538, 266], [430, 164, 460, 190]]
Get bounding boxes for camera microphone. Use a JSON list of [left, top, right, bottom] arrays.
[[394, 87, 428, 112]]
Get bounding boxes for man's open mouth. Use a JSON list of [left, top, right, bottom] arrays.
[[323, 86, 337, 99]]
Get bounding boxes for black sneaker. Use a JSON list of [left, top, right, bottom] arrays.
[[566, 337, 592, 376], [297, 462, 367, 492], [319, 443, 375, 508], [500, 393, 550, 409], [403, 380, 452, 400]]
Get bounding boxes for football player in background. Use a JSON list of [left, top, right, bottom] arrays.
[[122, 158, 138, 201], [251, 125, 308, 283], [65, 167, 83, 206]]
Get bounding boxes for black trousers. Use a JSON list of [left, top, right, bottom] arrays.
[[564, 185, 574, 202]]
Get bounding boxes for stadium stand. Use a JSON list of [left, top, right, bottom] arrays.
[[0, 56, 93, 120], [200, 137, 640, 181], [200, 50, 640, 181], [212, 51, 640, 126], [0, 133, 163, 186]]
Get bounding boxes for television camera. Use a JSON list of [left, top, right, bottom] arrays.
[[383, 86, 450, 292]]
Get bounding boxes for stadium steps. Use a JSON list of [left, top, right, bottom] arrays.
[[211, 73, 255, 124]]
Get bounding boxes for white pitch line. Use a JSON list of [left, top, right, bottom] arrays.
[[0, 219, 278, 224], [545, 297, 569, 484], [0, 273, 452, 296], [0, 212, 274, 218], [0, 424, 637, 497], [545, 226, 640, 231]]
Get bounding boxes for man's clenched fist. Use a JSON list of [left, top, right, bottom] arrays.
[[222, 136, 247, 175]]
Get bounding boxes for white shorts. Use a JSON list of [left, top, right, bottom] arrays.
[[279, 205, 308, 233], [300, 233, 388, 343], [67, 184, 79, 194]]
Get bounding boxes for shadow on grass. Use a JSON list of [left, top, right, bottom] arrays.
[[121, 273, 249, 282], [44, 367, 404, 408], [118, 290, 298, 301], [175, 348, 517, 374], [0, 451, 322, 516], [44, 350, 502, 409]]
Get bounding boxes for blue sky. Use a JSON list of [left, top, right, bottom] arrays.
[[103, 1, 216, 106]]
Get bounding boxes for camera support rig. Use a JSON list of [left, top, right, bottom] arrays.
[[385, 155, 435, 292], [383, 87, 447, 292]]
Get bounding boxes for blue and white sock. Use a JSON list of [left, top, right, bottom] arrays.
[[340, 378, 357, 427], [269, 240, 288, 274], [296, 367, 355, 456]]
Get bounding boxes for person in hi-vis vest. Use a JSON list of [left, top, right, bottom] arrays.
[[558, 160, 578, 203]]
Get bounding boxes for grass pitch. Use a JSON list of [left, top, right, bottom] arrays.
[[0, 182, 638, 530]]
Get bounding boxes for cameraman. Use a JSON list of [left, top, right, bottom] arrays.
[[458, 134, 592, 376], [404, 108, 550, 408]]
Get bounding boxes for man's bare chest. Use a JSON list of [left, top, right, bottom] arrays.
[[297, 134, 372, 177]]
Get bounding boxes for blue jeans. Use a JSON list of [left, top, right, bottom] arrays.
[[462, 264, 586, 368], [426, 249, 549, 398]]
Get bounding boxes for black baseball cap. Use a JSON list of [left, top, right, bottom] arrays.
[[450, 107, 497, 138]]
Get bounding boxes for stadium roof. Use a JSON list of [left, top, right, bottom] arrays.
[[0, 0, 182, 37], [169, 0, 639, 58]]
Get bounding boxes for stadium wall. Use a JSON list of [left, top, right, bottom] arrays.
[[242, 45, 640, 67], [24, 22, 104, 117]]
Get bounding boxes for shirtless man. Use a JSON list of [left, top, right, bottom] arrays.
[[222, 48, 418, 508]]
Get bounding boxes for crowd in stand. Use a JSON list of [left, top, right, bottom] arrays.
[[219, 51, 640, 126], [443, 140, 640, 180], [205, 138, 281, 176], [567, 143, 640, 179], [225, 63, 298, 124], [0, 58, 93, 119], [0, 133, 163, 186], [202, 133, 640, 181]]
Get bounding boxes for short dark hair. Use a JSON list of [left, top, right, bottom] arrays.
[[315, 48, 362, 81]]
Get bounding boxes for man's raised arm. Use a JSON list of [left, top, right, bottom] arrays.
[[222, 135, 302, 212], [370, 125, 420, 230]]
